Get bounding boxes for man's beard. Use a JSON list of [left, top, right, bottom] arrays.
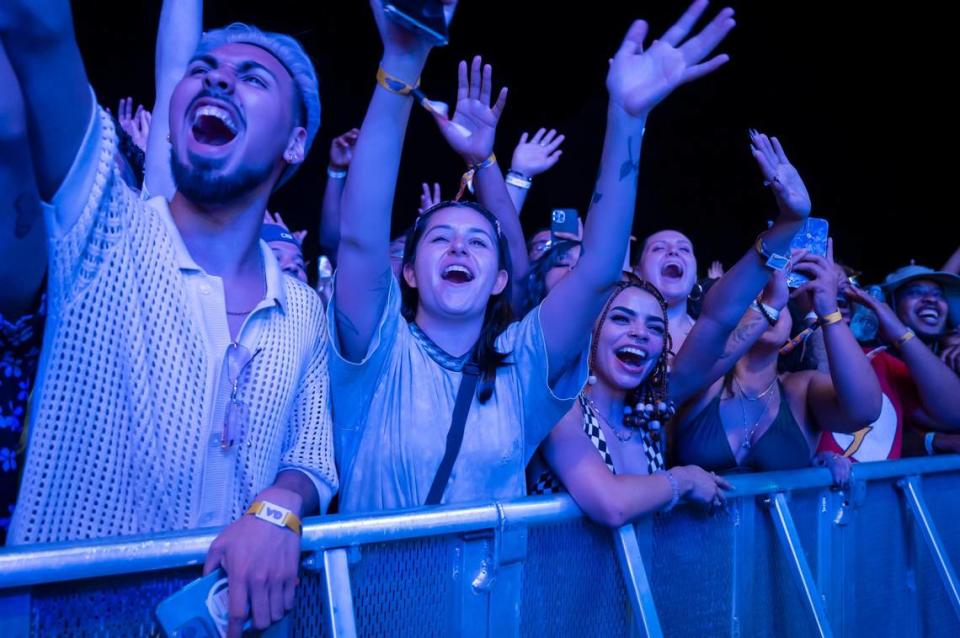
[[171, 148, 274, 206]]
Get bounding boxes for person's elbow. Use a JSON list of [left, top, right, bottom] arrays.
[[570, 482, 635, 528], [2, 3, 76, 44], [849, 392, 883, 428], [586, 500, 631, 528]]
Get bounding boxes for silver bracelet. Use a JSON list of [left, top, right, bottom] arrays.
[[505, 170, 532, 190], [327, 166, 348, 179], [656, 469, 680, 513]]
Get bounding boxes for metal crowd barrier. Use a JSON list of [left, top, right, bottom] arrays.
[[1, 456, 958, 637]]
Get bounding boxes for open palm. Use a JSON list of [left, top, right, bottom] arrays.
[[607, 1, 735, 118], [436, 56, 507, 165], [749, 130, 811, 220]]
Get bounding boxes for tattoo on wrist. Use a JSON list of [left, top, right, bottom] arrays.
[[618, 136, 640, 181]]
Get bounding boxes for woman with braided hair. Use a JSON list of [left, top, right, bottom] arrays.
[[530, 274, 731, 523], [532, 130, 821, 527]]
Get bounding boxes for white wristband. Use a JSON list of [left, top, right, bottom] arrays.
[[505, 170, 532, 190], [245, 500, 302, 535], [327, 166, 348, 179], [750, 300, 781, 323]]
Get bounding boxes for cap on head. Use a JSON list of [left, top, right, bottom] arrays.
[[261, 222, 301, 247]]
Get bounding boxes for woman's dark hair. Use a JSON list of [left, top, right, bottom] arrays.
[[400, 200, 514, 403], [520, 239, 582, 316], [589, 273, 675, 444]]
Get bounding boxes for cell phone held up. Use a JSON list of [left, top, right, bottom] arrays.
[[551, 208, 580, 238], [786, 217, 829, 288], [382, 0, 449, 46]]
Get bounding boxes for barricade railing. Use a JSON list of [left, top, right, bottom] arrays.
[[1, 456, 958, 637]]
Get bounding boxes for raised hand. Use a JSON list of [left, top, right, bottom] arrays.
[[329, 128, 360, 170], [433, 56, 508, 165], [607, 0, 734, 119], [749, 129, 811, 220], [419, 182, 442, 213], [707, 260, 725, 279], [844, 285, 909, 344], [114, 97, 151, 153], [511, 129, 565, 178], [264, 210, 285, 228]]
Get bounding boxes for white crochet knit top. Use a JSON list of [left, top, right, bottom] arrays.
[[9, 103, 336, 545]]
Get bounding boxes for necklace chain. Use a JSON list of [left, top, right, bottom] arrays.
[[226, 256, 268, 316], [585, 396, 633, 442], [733, 375, 778, 451]]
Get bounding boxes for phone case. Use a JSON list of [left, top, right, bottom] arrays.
[[156, 570, 290, 637], [787, 217, 829, 288]]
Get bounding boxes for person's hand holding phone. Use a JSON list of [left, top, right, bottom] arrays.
[[372, 0, 456, 71], [791, 252, 841, 320], [203, 488, 304, 637], [551, 208, 582, 241]]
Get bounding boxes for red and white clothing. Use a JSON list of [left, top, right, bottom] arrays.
[[817, 347, 919, 462]]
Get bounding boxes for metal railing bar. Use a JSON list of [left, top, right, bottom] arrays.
[[899, 476, 960, 622], [613, 524, 664, 638], [768, 493, 834, 638]]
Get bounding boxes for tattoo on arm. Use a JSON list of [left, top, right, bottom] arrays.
[[618, 136, 640, 181], [718, 312, 766, 361]]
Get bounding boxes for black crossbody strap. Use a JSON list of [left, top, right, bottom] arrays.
[[425, 361, 481, 505]]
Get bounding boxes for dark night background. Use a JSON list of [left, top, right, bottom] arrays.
[[72, 1, 950, 284]]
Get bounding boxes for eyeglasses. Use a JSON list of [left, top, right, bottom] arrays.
[[222, 342, 262, 449]]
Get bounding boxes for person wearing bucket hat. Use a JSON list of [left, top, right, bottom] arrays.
[[880, 263, 960, 345], [839, 279, 960, 457]]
